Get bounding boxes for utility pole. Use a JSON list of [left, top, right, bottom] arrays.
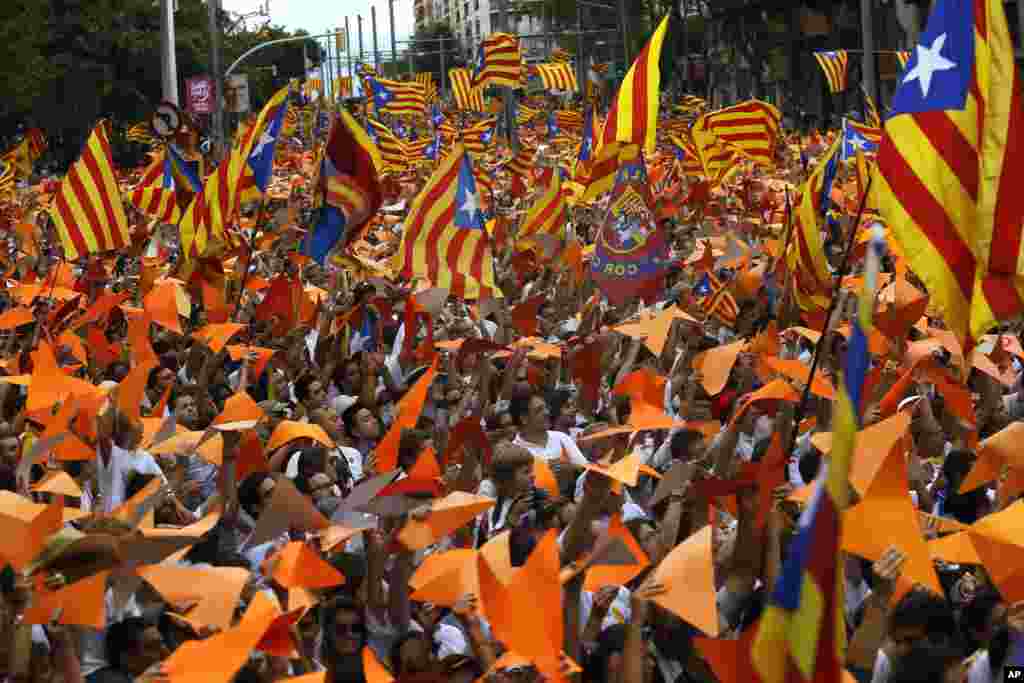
[[357, 15, 364, 67], [618, 0, 631, 66], [345, 17, 353, 91], [371, 6, 380, 74], [208, 0, 224, 160], [681, 0, 690, 93], [389, 0, 399, 71], [439, 36, 447, 102], [861, 0, 877, 119], [576, 2, 585, 99], [160, 0, 179, 105]]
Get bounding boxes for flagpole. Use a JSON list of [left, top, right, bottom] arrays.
[[786, 175, 873, 457]]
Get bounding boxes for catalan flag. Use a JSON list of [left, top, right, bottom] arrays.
[[690, 115, 743, 186], [50, 121, 130, 261], [874, 0, 1024, 348], [534, 63, 578, 92], [396, 144, 498, 299], [449, 68, 487, 111], [367, 119, 409, 172], [750, 226, 882, 683], [601, 14, 671, 154], [335, 76, 353, 98], [26, 128, 46, 160], [700, 100, 782, 168], [517, 103, 541, 125], [696, 271, 739, 328], [840, 118, 881, 161], [128, 149, 183, 224], [814, 50, 850, 93], [669, 132, 705, 178], [472, 33, 522, 90], [0, 159, 14, 201], [786, 136, 840, 312], [519, 163, 567, 246], [863, 89, 882, 128], [126, 122, 157, 147], [180, 85, 290, 257], [462, 117, 497, 156], [895, 50, 912, 69], [366, 77, 427, 117], [554, 110, 584, 131], [551, 47, 572, 63], [573, 107, 598, 181], [307, 108, 384, 263]]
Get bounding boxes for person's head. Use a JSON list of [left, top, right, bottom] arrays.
[[173, 393, 199, 429], [510, 393, 549, 433], [106, 617, 169, 676], [885, 588, 957, 660], [960, 588, 1005, 651], [887, 638, 966, 683], [238, 472, 277, 519], [398, 428, 434, 471], [0, 434, 18, 465], [670, 429, 707, 463], [308, 471, 340, 504], [322, 596, 367, 660], [341, 403, 381, 441], [297, 446, 328, 481], [340, 356, 362, 392], [148, 364, 176, 394], [490, 443, 534, 497], [392, 630, 436, 677], [295, 374, 328, 409]]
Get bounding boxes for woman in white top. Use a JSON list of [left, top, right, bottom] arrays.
[[508, 393, 588, 466]]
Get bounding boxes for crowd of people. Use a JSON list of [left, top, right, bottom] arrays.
[[0, 57, 1022, 683]]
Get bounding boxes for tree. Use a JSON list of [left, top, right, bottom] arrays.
[[408, 22, 462, 79]]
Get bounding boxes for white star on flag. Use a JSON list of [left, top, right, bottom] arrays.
[[459, 187, 481, 222], [903, 33, 957, 98], [250, 130, 275, 159]]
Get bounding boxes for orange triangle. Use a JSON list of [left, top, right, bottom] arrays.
[[270, 541, 345, 589]]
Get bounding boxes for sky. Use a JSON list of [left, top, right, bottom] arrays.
[[221, 0, 417, 61]]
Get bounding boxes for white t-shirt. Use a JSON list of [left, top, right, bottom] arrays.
[[94, 444, 166, 513], [513, 431, 588, 466]]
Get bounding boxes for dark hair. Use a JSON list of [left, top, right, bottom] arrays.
[[799, 450, 822, 484], [341, 402, 362, 438], [106, 617, 150, 670], [319, 596, 367, 665], [294, 374, 319, 405], [670, 429, 705, 462], [508, 393, 534, 427], [942, 449, 987, 524], [889, 588, 957, 640], [297, 447, 328, 476], [398, 428, 432, 470], [584, 624, 627, 683], [238, 472, 275, 519], [887, 638, 965, 683]]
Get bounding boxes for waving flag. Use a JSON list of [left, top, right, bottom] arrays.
[[592, 146, 669, 304], [366, 77, 427, 117], [463, 118, 497, 156], [534, 63, 578, 92], [449, 68, 487, 112], [875, 0, 1024, 348], [180, 85, 290, 257], [573, 107, 598, 181], [813, 50, 850, 93], [698, 271, 740, 328], [397, 145, 497, 299], [863, 90, 882, 128], [751, 225, 882, 683], [700, 100, 782, 167], [840, 118, 881, 161], [367, 119, 409, 173], [472, 33, 522, 89], [895, 50, 912, 69], [51, 121, 129, 260], [551, 47, 572, 63], [307, 108, 384, 263], [129, 149, 183, 224], [601, 14, 671, 153], [519, 163, 567, 246], [787, 136, 841, 312]]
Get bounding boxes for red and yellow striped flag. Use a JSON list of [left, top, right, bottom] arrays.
[[813, 50, 849, 93], [601, 14, 671, 154], [396, 144, 497, 299], [534, 63, 577, 92], [519, 165, 567, 245], [449, 68, 486, 111], [875, 0, 1024, 347], [50, 121, 129, 261], [701, 100, 782, 168], [471, 33, 521, 90]]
